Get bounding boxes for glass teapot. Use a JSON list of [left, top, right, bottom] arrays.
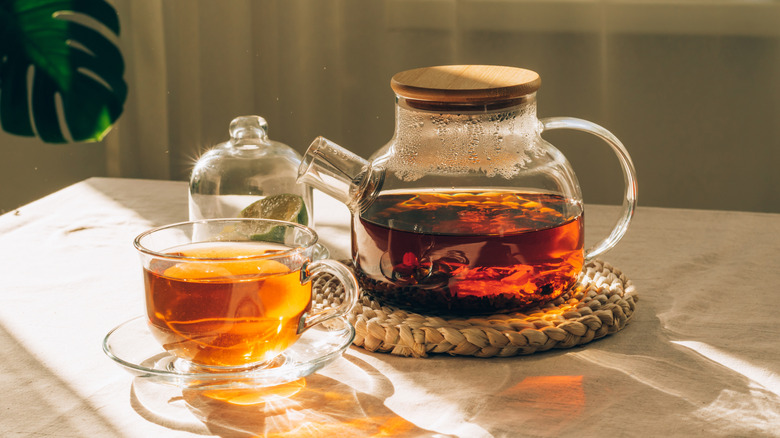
[[298, 65, 637, 315]]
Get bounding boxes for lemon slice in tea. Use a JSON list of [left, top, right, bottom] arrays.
[[163, 258, 290, 280], [240, 194, 308, 226]]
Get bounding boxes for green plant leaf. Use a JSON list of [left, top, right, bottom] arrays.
[[0, 0, 126, 143]]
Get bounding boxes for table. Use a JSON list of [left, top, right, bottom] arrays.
[[1, 177, 779, 437]]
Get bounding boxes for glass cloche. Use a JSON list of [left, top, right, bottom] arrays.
[[189, 115, 313, 225]]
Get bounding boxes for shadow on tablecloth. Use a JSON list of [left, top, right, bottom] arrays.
[[129, 352, 448, 437]]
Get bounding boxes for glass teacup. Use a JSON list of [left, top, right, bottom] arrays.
[[134, 219, 358, 372]]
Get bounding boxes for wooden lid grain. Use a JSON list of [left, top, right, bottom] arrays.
[[391, 65, 541, 103]]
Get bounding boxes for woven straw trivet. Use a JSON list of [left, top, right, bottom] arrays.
[[312, 259, 637, 358]]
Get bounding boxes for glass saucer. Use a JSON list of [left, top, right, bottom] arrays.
[[103, 316, 354, 389]]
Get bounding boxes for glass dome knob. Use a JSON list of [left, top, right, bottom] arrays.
[[229, 115, 269, 143]]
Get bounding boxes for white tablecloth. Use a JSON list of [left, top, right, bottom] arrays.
[[1, 177, 779, 437]]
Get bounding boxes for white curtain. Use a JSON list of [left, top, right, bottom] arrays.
[[8, 0, 776, 213]]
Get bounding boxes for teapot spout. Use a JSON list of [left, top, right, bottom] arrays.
[[297, 137, 376, 211]]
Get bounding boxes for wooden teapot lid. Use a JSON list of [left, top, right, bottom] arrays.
[[391, 65, 541, 104]]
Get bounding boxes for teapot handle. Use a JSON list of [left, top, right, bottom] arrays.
[[540, 117, 638, 261]]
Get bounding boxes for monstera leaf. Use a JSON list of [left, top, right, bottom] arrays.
[[0, 0, 126, 143]]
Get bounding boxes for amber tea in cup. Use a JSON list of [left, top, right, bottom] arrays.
[[134, 219, 357, 371]]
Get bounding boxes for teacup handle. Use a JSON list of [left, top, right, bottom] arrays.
[[540, 117, 638, 261], [298, 259, 359, 333]]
